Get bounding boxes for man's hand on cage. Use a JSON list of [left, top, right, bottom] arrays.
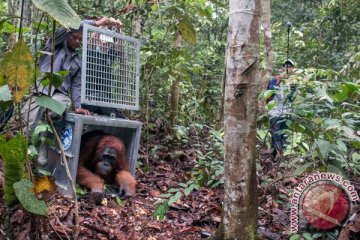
[[75, 108, 90, 115], [95, 17, 123, 30]]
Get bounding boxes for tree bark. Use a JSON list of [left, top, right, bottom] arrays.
[[215, 0, 260, 239], [23, 0, 31, 27], [7, 0, 17, 48], [260, 0, 273, 89], [169, 30, 182, 134]]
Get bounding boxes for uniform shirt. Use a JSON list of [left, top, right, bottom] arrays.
[[268, 76, 297, 117], [36, 20, 95, 109]]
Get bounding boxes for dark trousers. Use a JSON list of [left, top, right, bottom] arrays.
[[269, 116, 288, 152]]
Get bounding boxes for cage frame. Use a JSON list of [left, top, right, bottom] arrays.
[[81, 24, 141, 110]]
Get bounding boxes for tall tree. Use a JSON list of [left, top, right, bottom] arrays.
[[260, 0, 273, 88], [169, 30, 182, 134], [216, 0, 260, 239]]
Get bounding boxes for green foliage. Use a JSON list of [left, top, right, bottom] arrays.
[[177, 19, 196, 45], [152, 180, 199, 221], [13, 179, 48, 216], [290, 231, 339, 240], [0, 38, 35, 103], [40, 70, 69, 89], [139, 0, 226, 127], [0, 134, 27, 205], [35, 95, 66, 116], [192, 126, 224, 187], [31, 0, 81, 29], [152, 124, 223, 220], [272, 0, 360, 70], [260, 62, 360, 176], [152, 202, 170, 222]]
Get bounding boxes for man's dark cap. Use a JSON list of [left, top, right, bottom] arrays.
[[283, 59, 295, 67]]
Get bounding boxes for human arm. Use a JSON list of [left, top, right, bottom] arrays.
[[94, 17, 123, 29], [70, 65, 90, 115]]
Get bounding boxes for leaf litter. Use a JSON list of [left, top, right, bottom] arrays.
[[0, 129, 359, 239]]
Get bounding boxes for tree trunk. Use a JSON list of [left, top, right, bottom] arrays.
[[7, 0, 17, 48], [23, 0, 31, 27], [169, 30, 182, 134], [215, 0, 260, 239], [260, 0, 273, 88]]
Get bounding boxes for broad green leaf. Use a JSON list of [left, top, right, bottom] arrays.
[[167, 188, 179, 193], [159, 193, 172, 198], [177, 19, 196, 45], [289, 234, 300, 240], [336, 140, 347, 152], [168, 191, 182, 205], [0, 134, 27, 205], [13, 178, 48, 216], [35, 95, 66, 115], [327, 164, 346, 178], [340, 126, 355, 139], [312, 117, 323, 125], [152, 203, 169, 221], [314, 139, 333, 160], [31, 0, 81, 30], [323, 119, 341, 130], [0, 38, 34, 103], [1, 22, 16, 33], [184, 184, 195, 196], [41, 70, 69, 88], [293, 162, 314, 176], [263, 90, 274, 101], [302, 232, 313, 240], [266, 99, 276, 110], [178, 183, 188, 188], [352, 152, 360, 162], [0, 85, 12, 102]]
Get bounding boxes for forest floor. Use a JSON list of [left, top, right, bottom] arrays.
[[0, 128, 359, 239]]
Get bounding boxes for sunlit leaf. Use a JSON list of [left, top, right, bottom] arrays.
[[34, 176, 56, 194], [152, 203, 169, 222], [168, 191, 182, 205], [35, 95, 66, 115], [0, 38, 34, 103], [31, 0, 81, 29], [177, 19, 196, 45], [266, 99, 276, 110]]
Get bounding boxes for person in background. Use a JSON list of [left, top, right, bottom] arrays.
[[21, 16, 122, 166], [267, 59, 297, 159]]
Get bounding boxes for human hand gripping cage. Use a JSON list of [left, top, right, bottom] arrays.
[[81, 24, 140, 110]]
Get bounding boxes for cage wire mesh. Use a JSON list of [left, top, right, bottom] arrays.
[[81, 24, 140, 110]]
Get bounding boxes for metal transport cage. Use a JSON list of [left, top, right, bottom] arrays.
[[45, 25, 142, 195], [81, 24, 141, 110], [46, 114, 142, 195]]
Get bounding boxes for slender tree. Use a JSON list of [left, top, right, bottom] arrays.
[[169, 30, 182, 134], [216, 0, 260, 239], [260, 0, 273, 88]]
